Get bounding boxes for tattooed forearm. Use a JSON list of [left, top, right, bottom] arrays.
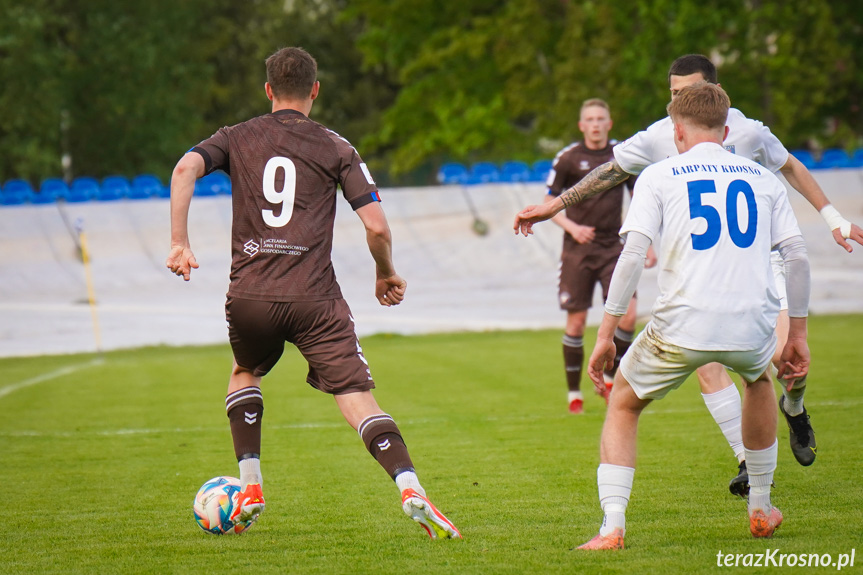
[[560, 160, 630, 208]]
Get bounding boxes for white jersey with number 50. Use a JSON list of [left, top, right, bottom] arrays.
[[613, 108, 790, 175], [622, 142, 801, 351]]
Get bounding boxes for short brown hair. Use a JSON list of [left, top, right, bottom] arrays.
[[265, 47, 318, 100], [666, 82, 730, 131], [580, 98, 609, 114]]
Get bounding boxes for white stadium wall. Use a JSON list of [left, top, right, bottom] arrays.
[[1, 172, 861, 357]]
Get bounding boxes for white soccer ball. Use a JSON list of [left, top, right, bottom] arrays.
[[192, 476, 255, 535]]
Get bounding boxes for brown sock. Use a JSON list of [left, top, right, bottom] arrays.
[[609, 328, 635, 378], [562, 335, 584, 392], [358, 414, 414, 479], [226, 387, 263, 460]]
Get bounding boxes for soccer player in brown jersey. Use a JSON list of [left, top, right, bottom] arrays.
[[166, 47, 460, 539], [545, 99, 656, 414]]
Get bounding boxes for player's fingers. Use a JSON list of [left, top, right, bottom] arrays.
[[189, 255, 199, 269]]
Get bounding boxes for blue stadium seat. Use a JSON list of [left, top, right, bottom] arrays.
[[68, 177, 100, 203], [195, 171, 231, 196], [437, 162, 469, 185], [33, 178, 69, 204], [99, 176, 131, 201], [529, 159, 553, 183], [851, 148, 863, 168], [790, 150, 817, 170], [500, 161, 531, 183], [467, 162, 500, 184], [129, 174, 164, 199], [818, 148, 852, 169], [0, 179, 34, 205]]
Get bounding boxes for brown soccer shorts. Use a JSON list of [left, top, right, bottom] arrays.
[[558, 240, 632, 311], [226, 296, 375, 394]]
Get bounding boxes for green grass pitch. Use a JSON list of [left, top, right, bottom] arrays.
[[1, 315, 861, 574]]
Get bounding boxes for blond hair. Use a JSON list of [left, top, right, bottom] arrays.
[[580, 98, 609, 114], [666, 82, 729, 130]]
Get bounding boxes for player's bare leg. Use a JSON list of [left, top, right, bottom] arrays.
[[696, 362, 747, 496], [578, 372, 650, 550], [741, 370, 782, 538], [335, 391, 461, 539], [563, 310, 587, 413], [226, 362, 266, 522], [772, 310, 816, 465]]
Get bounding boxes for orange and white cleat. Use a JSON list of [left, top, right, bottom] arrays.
[[401, 489, 461, 539], [749, 507, 783, 538], [232, 483, 265, 523], [577, 528, 625, 550], [569, 398, 584, 414]]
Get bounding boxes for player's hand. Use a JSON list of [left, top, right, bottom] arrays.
[[513, 203, 557, 237], [831, 222, 863, 253], [777, 337, 810, 391], [568, 224, 596, 244], [376, 273, 407, 307], [166, 245, 199, 281], [645, 245, 658, 268], [587, 337, 616, 392]]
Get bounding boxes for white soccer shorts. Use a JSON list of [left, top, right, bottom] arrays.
[[619, 324, 777, 400]]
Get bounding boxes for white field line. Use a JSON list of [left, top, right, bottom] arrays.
[[0, 358, 104, 400], [1, 398, 859, 438]]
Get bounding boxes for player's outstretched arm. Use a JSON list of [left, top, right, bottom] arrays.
[[166, 152, 205, 281], [356, 202, 406, 306], [779, 154, 862, 252], [514, 160, 630, 237]]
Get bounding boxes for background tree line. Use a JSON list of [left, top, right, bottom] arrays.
[[1, 0, 860, 186]]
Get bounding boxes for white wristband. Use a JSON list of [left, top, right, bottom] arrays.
[[820, 204, 852, 238]]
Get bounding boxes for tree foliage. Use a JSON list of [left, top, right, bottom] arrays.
[[0, 1, 860, 184]]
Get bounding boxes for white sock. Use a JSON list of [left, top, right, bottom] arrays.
[[745, 440, 778, 513], [702, 384, 745, 462], [782, 375, 807, 416], [395, 470, 425, 497], [239, 457, 262, 489], [597, 463, 634, 536], [568, 390, 583, 403]]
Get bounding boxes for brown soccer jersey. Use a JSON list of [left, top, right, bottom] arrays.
[[547, 140, 632, 245], [193, 109, 380, 302]]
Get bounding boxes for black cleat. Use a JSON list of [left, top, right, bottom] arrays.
[[780, 396, 817, 466], [729, 460, 749, 498]]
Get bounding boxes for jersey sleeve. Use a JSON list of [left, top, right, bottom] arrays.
[[769, 182, 802, 248], [613, 128, 656, 176], [546, 145, 574, 196], [191, 127, 231, 175], [333, 136, 380, 210], [734, 110, 789, 172], [619, 167, 662, 241]]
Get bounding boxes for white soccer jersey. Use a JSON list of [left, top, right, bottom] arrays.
[[613, 108, 790, 175], [622, 142, 801, 351]]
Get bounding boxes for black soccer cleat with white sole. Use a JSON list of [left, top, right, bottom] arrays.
[[780, 396, 817, 466], [729, 460, 749, 498]]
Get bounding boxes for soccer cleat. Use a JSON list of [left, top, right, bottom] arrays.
[[577, 528, 625, 550], [401, 489, 461, 539], [569, 398, 584, 414], [729, 460, 749, 498], [749, 507, 783, 538], [779, 397, 817, 466], [231, 483, 265, 522]]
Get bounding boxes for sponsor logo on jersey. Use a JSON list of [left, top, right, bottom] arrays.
[[579, 160, 590, 171], [244, 239, 259, 257]]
